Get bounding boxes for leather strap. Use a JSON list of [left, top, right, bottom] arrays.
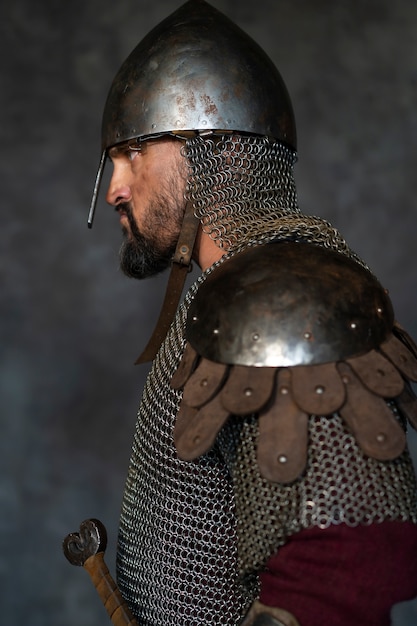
[[135, 202, 200, 364]]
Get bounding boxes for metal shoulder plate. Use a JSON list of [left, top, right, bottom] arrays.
[[171, 242, 417, 482], [186, 241, 393, 367]]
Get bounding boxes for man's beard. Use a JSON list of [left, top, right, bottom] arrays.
[[118, 196, 184, 280]]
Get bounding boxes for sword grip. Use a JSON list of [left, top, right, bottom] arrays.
[[83, 552, 138, 626]]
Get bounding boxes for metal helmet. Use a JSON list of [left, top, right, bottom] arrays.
[[88, 0, 296, 226]]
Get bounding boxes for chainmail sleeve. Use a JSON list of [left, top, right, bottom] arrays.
[[116, 272, 258, 626], [217, 411, 417, 577]]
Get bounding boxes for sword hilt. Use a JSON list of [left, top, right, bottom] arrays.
[[63, 519, 139, 626]]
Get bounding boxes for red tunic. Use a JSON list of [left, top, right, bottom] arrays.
[[259, 521, 417, 626]]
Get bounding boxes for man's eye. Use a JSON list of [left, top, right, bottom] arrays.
[[127, 148, 141, 161]]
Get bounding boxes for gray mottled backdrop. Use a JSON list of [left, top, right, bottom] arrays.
[[2, 0, 416, 624]]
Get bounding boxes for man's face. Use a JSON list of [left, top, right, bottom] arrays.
[[106, 137, 187, 279]]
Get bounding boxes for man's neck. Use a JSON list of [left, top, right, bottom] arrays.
[[194, 226, 226, 271]]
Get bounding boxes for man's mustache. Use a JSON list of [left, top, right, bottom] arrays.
[[116, 202, 133, 218]]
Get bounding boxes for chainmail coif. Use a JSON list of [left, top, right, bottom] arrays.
[[117, 133, 416, 625], [183, 134, 368, 269]]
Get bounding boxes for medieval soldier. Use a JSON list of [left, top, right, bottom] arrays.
[[85, 1, 417, 624]]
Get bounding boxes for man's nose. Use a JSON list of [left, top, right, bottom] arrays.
[[106, 167, 132, 206]]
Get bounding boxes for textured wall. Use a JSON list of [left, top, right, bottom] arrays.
[[1, 0, 416, 624]]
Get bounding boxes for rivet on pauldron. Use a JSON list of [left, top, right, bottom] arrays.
[[192, 315, 198, 322], [342, 376, 350, 384], [377, 307, 383, 314], [376, 433, 386, 443], [194, 435, 201, 444], [213, 328, 220, 335], [252, 333, 260, 341], [280, 386, 289, 395], [304, 331, 312, 340], [244, 388, 253, 397], [350, 322, 357, 329], [315, 385, 325, 395], [200, 379, 208, 387], [278, 455, 287, 464]]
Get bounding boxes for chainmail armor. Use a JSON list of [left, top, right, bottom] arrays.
[[218, 413, 417, 577], [117, 133, 417, 625], [117, 263, 258, 626], [183, 135, 369, 271]]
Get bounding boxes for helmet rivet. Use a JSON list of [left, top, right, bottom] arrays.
[[244, 387, 253, 396], [213, 328, 220, 335], [252, 333, 260, 341], [304, 331, 312, 340], [350, 322, 357, 329], [278, 455, 287, 464], [280, 386, 289, 395]]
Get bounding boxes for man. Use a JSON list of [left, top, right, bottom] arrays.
[[89, 1, 417, 625]]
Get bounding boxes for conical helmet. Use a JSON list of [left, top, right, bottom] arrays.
[[89, 0, 296, 225]]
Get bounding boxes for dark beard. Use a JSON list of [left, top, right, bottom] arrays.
[[118, 202, 178, 279]]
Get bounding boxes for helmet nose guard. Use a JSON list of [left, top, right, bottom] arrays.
[[88, 0, 296, 226]]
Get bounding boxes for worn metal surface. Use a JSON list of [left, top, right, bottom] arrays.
[[101, 0, 296, 151], [186, 242, 394, 367]]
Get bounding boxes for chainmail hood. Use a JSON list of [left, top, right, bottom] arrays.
[[183, 133, 369, 271]]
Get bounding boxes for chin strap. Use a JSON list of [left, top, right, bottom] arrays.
[[135, 202, 200, 364]]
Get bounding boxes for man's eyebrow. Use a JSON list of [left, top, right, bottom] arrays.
[[108, 145, 123, 158], [108, 139, 143, 159]]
